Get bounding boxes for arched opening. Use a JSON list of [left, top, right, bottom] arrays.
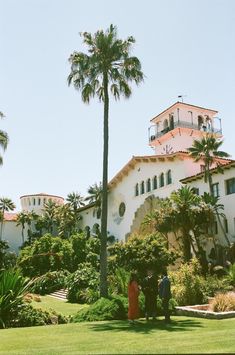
[[153, 176, 157, 190], [198, 115, 203, 130], [166, 170, 172, 185], [146, 178, 151, 192], [141, 181, 145, 194], [135, 183, 139, 197], [169, 115, 174, 130], [159, 173, 164, 187], [163, 119, 169, 129]]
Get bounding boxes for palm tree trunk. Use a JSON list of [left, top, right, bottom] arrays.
[[100, 72, 109, 298], [0, 208, 5, 241]]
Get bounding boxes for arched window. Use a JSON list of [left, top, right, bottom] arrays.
[[159, 173, 164, 187], [141, 181, 145, 194], [166, 170, 172, 185], [135, 183, 139, 197], [153, 176, 157, 190], [198, 115, 204, 130], [169, 115, 174, 130], [163, 119, 169, 129], [146, 178, 151, 192]]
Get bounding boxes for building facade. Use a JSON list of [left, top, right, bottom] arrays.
[[2, 102, 235, 252]]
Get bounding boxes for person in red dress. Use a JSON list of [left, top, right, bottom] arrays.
[[128, 272, 140, 324]]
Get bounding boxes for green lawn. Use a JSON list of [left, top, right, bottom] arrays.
[[31, 295, 87, 316], [1, 317, 235, 354]]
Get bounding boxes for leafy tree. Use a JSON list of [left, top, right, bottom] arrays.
[[0, 112, 9, 166], [109, 233, 176, 277], [68, 25, 144, 297], [0, 197, 16, 240]]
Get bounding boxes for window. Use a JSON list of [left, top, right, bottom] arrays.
[[192, 187, 199, 195], [166, 170, 172, 185], [141, 181, 145, 194], [226, 178, 235, 195], [28, 198, 31, 206], [135, 183, 139, 197], [43, 198, 46, 204], [33, 198, 36, 206], [153, 176, 157, 190], [119, 202, 126, 217], [146, 178, 151, 192], [214, 221, 218, 234], [212, 183, 219, 197], [224, 218, 228, 233], [38, 198, 41, 205], [159, 173, 164, 187]]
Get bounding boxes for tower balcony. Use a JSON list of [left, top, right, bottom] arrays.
[[148, 120, 222, 143]]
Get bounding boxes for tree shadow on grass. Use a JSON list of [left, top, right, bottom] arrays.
[[88, 318, 204, 334]]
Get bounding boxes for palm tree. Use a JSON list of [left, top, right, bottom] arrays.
[[16, 211, 28, 245], [68, 25, 144, 297], [66, 192, 85, 210], [188, 134, 230, 247], [0, 198, 15, 240], [42, 199, 58, 235], [0, 112, 9, 166], [85, 182, 102, 218], [187, 134, 230, 195]]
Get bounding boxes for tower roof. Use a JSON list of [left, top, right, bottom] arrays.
[[150, 102, 218, 123]]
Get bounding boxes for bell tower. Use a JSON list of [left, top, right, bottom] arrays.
[[148, 102, 222, 155]]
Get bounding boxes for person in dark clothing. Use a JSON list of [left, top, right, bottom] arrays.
[[159, 270, 172, 323], [142, 270, 158, 321]]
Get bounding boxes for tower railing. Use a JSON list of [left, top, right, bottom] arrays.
[[148, 120, 222, 142]]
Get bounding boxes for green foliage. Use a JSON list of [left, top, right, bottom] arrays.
[[210, 292, 235, 312], [67, 263, 99, 304], [108, 268, 130, 297], [72, 296, 127, 322], [109, 233, 176, 277], [0, 240, 17, 269], [17, 234, 74, 277], [11, 303, 68, 327], [0, 269, 33, 328], [18, 233, 100, 277], [202, 275, 232, 299], [31, 270, 70, 295], [227, 263, 235, 286], [170, 259, 205, 305]]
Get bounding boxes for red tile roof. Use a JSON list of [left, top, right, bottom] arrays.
[[4, 212, 17, 221]]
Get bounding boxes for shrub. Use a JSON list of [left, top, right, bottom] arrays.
[[0, 269, 33, 328], [67, 263, 99, 303], [11, 304, 68, 327], [31, 270, 70, 295], [227, 263, 235, 286], [170, 259, 205, 305], [108, 268, 130, 297], [209, 292, 235, 312], [202, 275, 232, 300], [73, 296, 127, 322]]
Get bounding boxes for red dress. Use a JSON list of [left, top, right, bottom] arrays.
[[128, 281, 140, 320]]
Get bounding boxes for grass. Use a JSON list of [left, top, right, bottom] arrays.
[[31, 295, 88, 316], [1, 317, 235, 354]]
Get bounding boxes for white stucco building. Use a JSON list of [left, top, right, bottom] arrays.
[[2, 102, 235, 252]]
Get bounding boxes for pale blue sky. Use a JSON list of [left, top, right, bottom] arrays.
[[1, 0, 235, 210]]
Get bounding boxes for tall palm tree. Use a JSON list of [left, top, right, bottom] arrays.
[[42, 199, 58, 235], [16, 211, 28, 245], [85, 182, 102, 218], [0, 112, 9, 166], [0, 197, 16, 240], [188, 134, 230, 247], [66, 192, 85, 211], [68, 25, 144, 297], [187, 134, 230, 195]]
